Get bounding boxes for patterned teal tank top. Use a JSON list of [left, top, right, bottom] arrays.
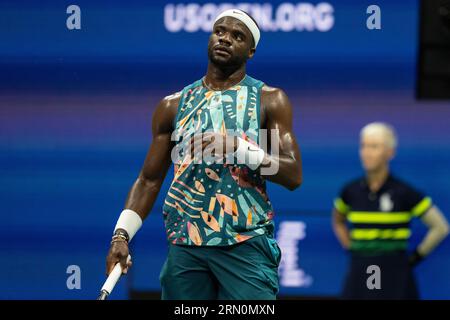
[[162, 74, 275, 246]]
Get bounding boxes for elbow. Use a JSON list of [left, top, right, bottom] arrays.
[[434, 222, 450, 241], [287, 163, 303, 191], [438, 214, 450, 237], [443, 223, 450, 238], [287, 174, 302, 191], [137, 174, 163, 193]]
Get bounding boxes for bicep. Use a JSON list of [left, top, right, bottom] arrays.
[[265, 89, 300, 159], [140, 98, 177, 181], [140, 132, 174, 182]]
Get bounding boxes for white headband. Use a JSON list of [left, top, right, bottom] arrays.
[[214, 9, 260, 48]]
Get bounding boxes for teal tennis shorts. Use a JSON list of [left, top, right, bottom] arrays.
[[159, 234, 282, 300]]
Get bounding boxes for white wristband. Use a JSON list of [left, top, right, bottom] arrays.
[[114, 209, 143, 242], [234, 137, 265, 170]]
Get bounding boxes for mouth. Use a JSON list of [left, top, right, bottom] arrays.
[[213, 46, 231, 56]]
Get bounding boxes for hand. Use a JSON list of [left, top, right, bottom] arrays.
[[106, 240, 132, 275], [189, 132, 237, 163], [408, 249, 424, 268]]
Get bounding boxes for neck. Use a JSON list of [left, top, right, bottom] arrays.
[[203, 62, 246, 91], [366, 166, 389, 193]]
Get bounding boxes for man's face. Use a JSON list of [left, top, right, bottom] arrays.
[[208, 17, 256, 67], [359, 133, 394, 172]]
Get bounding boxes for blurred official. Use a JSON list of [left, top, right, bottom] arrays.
[[332, 122, 449, 299]]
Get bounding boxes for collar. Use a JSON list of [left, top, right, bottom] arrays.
[[360, 173, 394, 194]]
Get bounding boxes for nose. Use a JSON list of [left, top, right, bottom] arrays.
[[218, 32, 232, 46]]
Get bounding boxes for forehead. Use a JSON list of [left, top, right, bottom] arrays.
[[213, 16, 251, 35], [360, 132, 387, 144]]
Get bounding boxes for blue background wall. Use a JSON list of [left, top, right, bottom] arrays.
[[1, 0, 449, 299]]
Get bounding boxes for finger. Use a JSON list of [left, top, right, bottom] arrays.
[[106, 258, 118, 275], [189, 133, 200, 148], [190, 141, 198, 160], [199, 140, 216, 164], [202, 139, 213, 150], [193, 137, 208, 160], [189, 135, 196, 153], [123, 255, 132, 274], [191, 136, 200, 156], [190, 134, 202, 157], [203, 132, 216, 143], [119, 255, 128, 271], [202, 131, 216, 137]]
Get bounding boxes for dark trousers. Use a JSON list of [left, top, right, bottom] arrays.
[[342, 251, 419, 300]]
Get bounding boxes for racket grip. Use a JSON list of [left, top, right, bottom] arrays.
[[101, 255, 131, 295]]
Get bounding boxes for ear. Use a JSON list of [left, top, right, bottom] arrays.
[[248, 47, 256, 59], [391, 148, 396, 160], [387, 147, 396, 161]]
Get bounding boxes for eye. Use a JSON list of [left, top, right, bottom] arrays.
[[235, 33, 243, 41]]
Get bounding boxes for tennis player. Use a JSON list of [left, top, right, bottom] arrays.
[[105, 9, 302, 299]]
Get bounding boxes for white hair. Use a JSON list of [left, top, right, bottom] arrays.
[[360, 122, 398, 149]]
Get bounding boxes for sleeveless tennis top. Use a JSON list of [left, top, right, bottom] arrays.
[[162, 74, 276, 246]]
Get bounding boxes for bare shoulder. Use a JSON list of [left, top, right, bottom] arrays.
[[261, 84, 283, 95], [153, 90, 182, 132], [158, 90, 182, 112], [261, 84, 292, 113]]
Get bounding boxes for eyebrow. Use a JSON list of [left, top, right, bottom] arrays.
[[214, 24, 247, 38]]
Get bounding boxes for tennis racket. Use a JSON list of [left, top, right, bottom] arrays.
[[97, 255, 131, 300]]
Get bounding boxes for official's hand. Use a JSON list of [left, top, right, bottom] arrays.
[[408, 249, 424, 268]]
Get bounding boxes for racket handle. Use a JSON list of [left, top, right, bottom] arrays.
[[98, 255, 131, 300]]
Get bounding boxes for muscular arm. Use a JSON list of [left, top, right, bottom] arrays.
[[106, 92, 179, 274], [259, 86, 302, 191], [123, 92, 180, 221]]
